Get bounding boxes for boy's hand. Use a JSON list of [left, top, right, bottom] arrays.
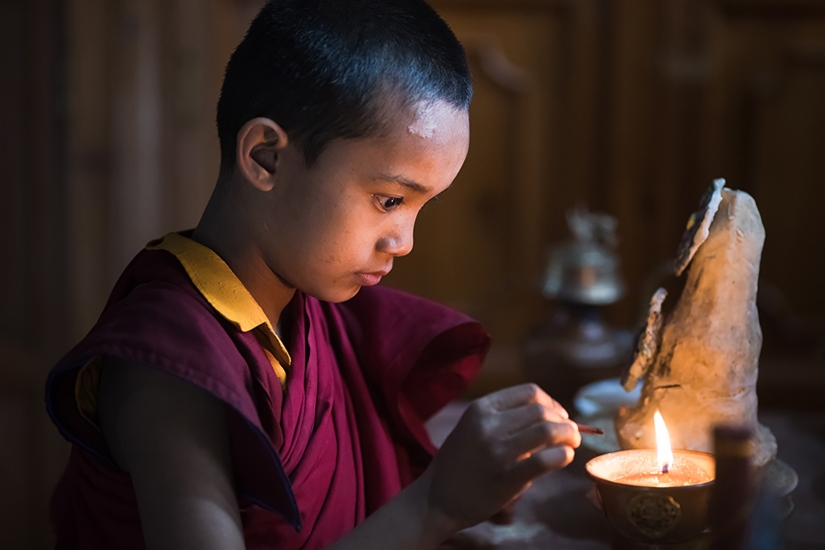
[[425, 383, 581, 532]]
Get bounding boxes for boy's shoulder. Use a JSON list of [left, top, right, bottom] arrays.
[[53, 237, 281, 420], [75, 244, 243, 370], [46, 241, 300, 522]]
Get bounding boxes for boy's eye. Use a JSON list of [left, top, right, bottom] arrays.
[[375, 195, 404, 211]]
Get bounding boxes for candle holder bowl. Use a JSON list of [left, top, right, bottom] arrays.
[[586, 449, 715, 545]]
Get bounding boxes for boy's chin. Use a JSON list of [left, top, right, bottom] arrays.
[[308, 284, 363, 304]]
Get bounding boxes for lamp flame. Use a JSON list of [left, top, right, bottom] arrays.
[[654, 410, 673, 473]]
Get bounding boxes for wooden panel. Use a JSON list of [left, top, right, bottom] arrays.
[[386, 11, 556, 340], [602, 0, 825, 325], [600, 0, 825, 409], [703, 2, 825, 317], [159, 0, 260, 233], [719, 0, 825, 18], [0, 0, 70, 350], [67, 0, 259, 336], [109, 0, 164, 274], [0, 1, 72, 548], [0, 0, 28, 341], [0, 342, 65, 550], [386, 1, 609, 376], [602, 0, 674, 326], [67, 0, 116, 335], [0, 392, 33, 548], [747, 50, 825, 317]]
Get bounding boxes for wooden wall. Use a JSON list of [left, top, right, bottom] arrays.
[[1, 0, 823, 547], [397, 0, 825, 387], [66, 0, 262, 335], [1, 0, 70, 547], [388, 0, 613, 378]]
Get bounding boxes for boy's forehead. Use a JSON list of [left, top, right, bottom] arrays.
[[407, 101, 441, 139], [401, 99, 469, 145], [302, 98, 469, 185]]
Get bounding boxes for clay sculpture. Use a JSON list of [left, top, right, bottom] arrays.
[[616, 179, 777, 467]]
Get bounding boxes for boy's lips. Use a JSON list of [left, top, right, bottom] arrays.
[[355, 267, 391, 286]]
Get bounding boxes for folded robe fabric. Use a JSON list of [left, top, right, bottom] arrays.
[[45, 243, 490, 550]]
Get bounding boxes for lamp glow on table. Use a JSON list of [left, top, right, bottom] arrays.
[[586, 411, 715, 545]]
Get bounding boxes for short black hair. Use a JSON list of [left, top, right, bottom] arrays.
[[216, 0, 472, 172]]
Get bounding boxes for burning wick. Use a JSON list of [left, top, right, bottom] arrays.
[[587, 410, 713, 490], [654, 410, 674, 474], [576, 423, 604, 436]]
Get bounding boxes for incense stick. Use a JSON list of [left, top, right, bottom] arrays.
[[576, 423, 605, 436]]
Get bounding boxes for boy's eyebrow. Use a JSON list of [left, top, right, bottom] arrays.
[[375, 174, 431, 194]]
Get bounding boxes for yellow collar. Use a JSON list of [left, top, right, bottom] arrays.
[[146, 232, 291, 367]]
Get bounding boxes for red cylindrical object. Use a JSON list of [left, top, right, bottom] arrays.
[[709, 425, 755, 550]]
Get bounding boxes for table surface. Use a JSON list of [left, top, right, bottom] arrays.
[[424, 403, 825, 550]]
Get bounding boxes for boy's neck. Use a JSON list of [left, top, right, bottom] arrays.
[[191, 183, 296, 331]]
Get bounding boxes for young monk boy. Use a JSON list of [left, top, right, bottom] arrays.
[[45, 1, 581, 548]]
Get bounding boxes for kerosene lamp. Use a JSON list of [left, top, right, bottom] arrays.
[[522, 208, 633, 410]]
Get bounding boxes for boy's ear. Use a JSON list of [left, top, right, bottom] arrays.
[[236, 117, 289, 192]]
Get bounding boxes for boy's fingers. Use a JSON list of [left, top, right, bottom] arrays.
[[503, 420, 580, 460], [539, 394, 569, 419], [477, 384, 539, 411], [512, 445, 575, 483], [493, 403, 571, 439], [479, 384, 568, 418]]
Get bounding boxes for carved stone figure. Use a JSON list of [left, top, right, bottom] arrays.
[[615, 181, 777, 467]]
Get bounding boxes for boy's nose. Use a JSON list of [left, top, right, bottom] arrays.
[[378, 226, 414, 257]]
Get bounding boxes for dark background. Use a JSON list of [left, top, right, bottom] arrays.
[[2, 0, 824, 547]]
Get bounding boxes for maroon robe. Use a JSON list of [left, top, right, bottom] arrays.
[[46, 245, 489, 549]]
